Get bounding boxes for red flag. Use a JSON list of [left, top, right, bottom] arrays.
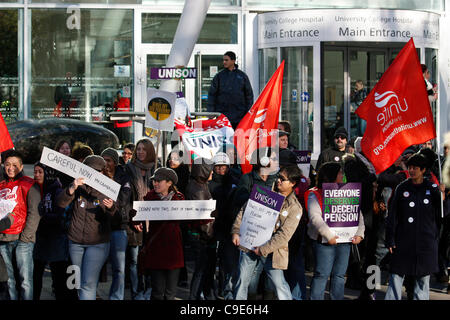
[[356, 38, 436, 174], [234, 60, 285, 174], [0, 111, 14, 153]]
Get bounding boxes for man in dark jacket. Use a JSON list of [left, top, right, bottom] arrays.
[[207, 51, 254, 129], [385, 153, 447, 300], [0, 149, 41, 300], [315, 126, 348, 172]]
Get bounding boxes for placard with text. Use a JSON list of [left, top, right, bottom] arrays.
[[322, 182, 361, 243]]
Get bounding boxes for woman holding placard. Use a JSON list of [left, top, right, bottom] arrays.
[[231, 165, 303, 300], [305, 162, 365, 300], [56, 155, 116, 300], [125, 138, 156, 300], [140, 167, 185, 300]]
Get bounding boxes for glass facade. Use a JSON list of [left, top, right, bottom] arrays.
[[246, 0, 444, 11], [0, 10, 19, 124], [142, 13, 237, 44], [30, 9, 133, 139]]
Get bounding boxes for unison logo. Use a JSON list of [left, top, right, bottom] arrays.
[[374, 91, 409, 127]]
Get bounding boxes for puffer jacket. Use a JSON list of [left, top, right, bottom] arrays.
[[231, 191, 303, 270], [206, 66, 254, 127], [56, 184, 117, 245]]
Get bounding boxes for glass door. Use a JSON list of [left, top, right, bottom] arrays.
[[194, 53, 224, 113], [280, 46, 314, 151], [322, 48, 345, 149], [348, 49, 386, 138]]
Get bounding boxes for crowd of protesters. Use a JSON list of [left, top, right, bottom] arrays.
[[0, 122, 449, 301]]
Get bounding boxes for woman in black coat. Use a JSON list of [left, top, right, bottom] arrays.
[[385, 153, 446, 300]]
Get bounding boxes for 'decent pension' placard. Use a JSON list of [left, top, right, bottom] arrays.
[[132, 200, 216, 221], [40, 147, 121, 201], [322, 182, 361, 243]]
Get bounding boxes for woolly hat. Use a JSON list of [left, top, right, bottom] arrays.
[[334, 126, 348, 139], [213, 152, 230, 166], [151, 167, 178, 185], [101, 147, 119, 165], [83, 155, 106, 171]]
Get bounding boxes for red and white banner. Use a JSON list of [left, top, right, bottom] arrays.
[[356, 38, 436, 174], [174, 114, 234, 161], [234, 61, 285, 174]]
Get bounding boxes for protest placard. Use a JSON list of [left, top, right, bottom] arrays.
[[132, 200, 216, 221], [40, 147, 121, 201], [145, 88, 177, 132], [239, 185, 285, 251], [293, 150, 311, 178], [322, 182, 361, 243]]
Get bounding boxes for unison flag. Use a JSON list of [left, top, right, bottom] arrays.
[[234, 60, 285, 174], [0, 111, 14, 153], [356, 38, 436, 174]]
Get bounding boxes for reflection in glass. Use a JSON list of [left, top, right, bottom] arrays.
[[425, 48, 438, 127], [323, 50, 344, 150], [31, 9, 134, 143], [349, 50, 385, 138], [258, 48, 277, 94], [0, 10, 19, 124], [142, 13, 237, 44], [280, 47, 313, 151]]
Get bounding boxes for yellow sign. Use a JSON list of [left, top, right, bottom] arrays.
[[147, 97, 172, 121]]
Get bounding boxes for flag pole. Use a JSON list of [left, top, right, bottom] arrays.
[[436, 137, 444, 219]]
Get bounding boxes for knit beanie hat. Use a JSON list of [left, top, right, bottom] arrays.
[[151, 167, 178, 185], [83, 155, 106, 171], [334, 126, 348, 139], [101, 147, 119, 165]]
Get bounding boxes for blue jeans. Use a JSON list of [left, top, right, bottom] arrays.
[[385, 274, 430, 300], [69, 240, 110, 300], [233, 251, 292, 300], [310, 242, 351, 300], [109, 230, 127, 300], [0, 240, 35, 300]]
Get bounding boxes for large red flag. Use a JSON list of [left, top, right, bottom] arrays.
[[0, 111, 14, 153], [356, 38, 436, 174], [234, 60, 285, 174]]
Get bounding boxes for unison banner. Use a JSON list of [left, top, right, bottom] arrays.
[[132, 200, 216, 221], [239, 185, 285, 251], [40, 147, 121, 201], [322, 182, 361, 243]]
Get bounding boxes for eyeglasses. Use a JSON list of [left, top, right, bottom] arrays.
[[335, 135, 347, 140], [277, 175, 289, 182], [123, 152, 133, 155]]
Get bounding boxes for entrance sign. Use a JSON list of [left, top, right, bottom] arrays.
[[258, 9, 439, 48], [150, 67, 197, 80], [239, 185, 285, 251], [145, 88, 177, 131], [40, 147, 120, 201], [132, 200, 216, 221], [322, 182, 361, 243]]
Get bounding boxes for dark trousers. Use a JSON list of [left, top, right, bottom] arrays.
[[33, 259, 78, 300], [0, 282, 9, 300], [189, 240, 217, 300], [149, 269, 180, 300]]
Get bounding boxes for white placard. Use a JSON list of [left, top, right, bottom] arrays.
[[239, 199, 281, 251], [0, 198, 16, 220], [114, 65, 130, 77], [145, 88, 177, 132], [258, 9, 439, 48], [132, 200, 216, 221], [40, 147, 121, 201]]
